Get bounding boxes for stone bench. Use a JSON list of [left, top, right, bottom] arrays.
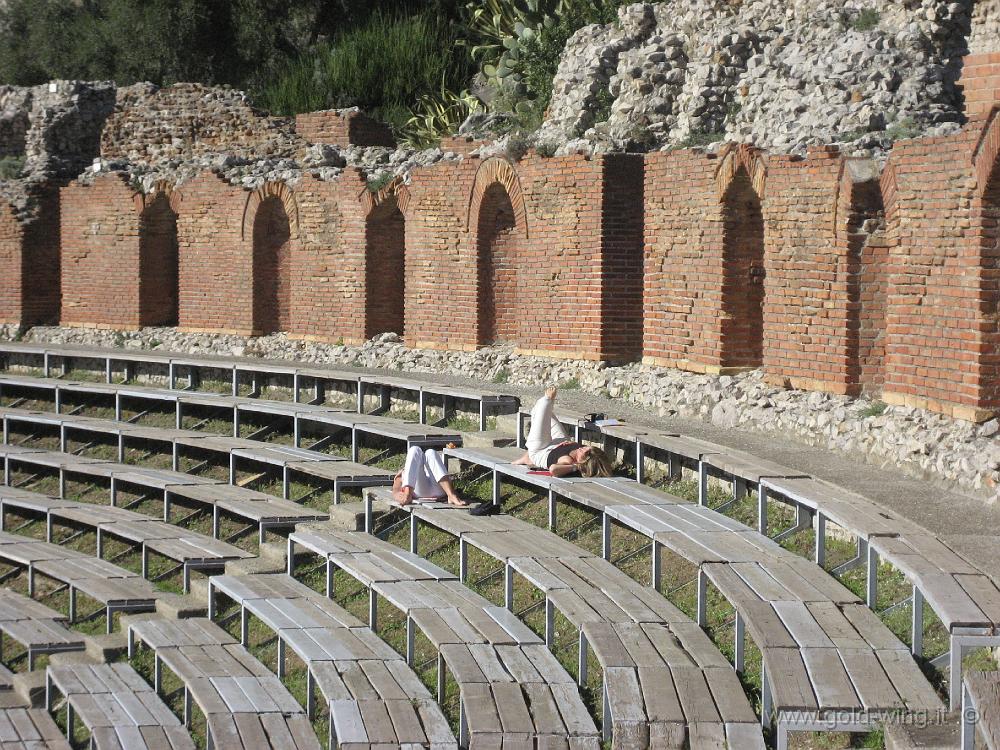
[[0, 344, 519, 430], [0, 445, 325, 551], [45, 662, 195, 750], [0, 485, 251, 593], [0, 589, 85, 670], [0, 531, 157, 634], [367, 486, 765, 750], [0, 375, 465, 460], [126, 618, 321, 750], [0, 706, 71, 749], [445, 446, 943, 750], [0, 406, 395, 504], [286, 526, 600, 748], [208, 573, 457, 749]]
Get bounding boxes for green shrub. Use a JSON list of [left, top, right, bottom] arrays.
[[860, 400, 887, 418], [491, 367, 511, 384], [0, 156, 24, 180], [366, 173, 394, 193], [677, 130, 726, 149], [886, 117, 921, 141], [850, 9, 880, 32], [257, 9, 473, 129], [534, 140, 557, 157]]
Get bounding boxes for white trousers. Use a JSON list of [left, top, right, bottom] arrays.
[[400, 446, 449, 499], [526, 396, 571, 468]]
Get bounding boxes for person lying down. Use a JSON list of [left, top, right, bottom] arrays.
[[512, 387, 614, 478], [392, 445, 468, 507]]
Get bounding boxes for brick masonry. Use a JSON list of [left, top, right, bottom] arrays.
[[10, 99, 1000, 420]]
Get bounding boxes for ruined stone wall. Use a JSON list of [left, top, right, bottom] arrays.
[[295, 109, 396, 149], [21, 108, 1000, 421]]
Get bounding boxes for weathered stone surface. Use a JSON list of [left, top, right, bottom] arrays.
[[536, 0, 972, 158]]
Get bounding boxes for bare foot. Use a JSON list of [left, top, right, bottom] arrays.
[[512, 452, 533, 466], [447, 494, 468, 508], [398, 486, 414, 507]]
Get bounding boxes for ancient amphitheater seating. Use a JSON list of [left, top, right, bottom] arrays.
[[45, 662, 195, 750], [0, 445, 326, 552], [963, 670, 1000, 749], [0, 486, 251, 592], [208, 573, 457, 749], [0, 343, 519, 430], [0, 531, 157, 633], [286, 526, 601, 748], [0, 706, 71, 749], [126, 618, 321, 750], [0, 375, 465, 458], [0, 589, 85, 670], [445, 446, 943, 749], [0, 406, 395, 503], [366, 486, 765, 750]]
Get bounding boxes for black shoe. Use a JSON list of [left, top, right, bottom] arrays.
[[469, 502, 500, 516]]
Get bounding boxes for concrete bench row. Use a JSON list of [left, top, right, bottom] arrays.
[[0, 706, 70, 749], [0, 531, 157, 633], [286, 526, 601, 748], [0, 406, 395, 505], [0, 342, 519, 430], [0, 485, 251, 593], [444, 446, 942, 750], [963, 670, 1000, 749], [208, 573, 457, 749], [127, 618, 321, 750], [46, 662, 195, 750], [0, 589, 84, 671], [521, 407, 1000, 711], [0, 444, 326, 552], [0, 375, 465, 461], [366, 486, 765, 750]]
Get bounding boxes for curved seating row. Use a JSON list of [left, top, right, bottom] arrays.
[[0, 485, 250, 593], [0, 375, 465, 461], [0, 706, 70, 749], [962, 670, 1000, 749], [366, 486, 765, 750], [0, 406, 394, 504], [518, 408, 1000, 711], [0, 531, 157, 634], [0, 444, 325, 550], [0, 341, 520, 430], [0, 589, 84, 670], [3, 354, 999, 740], [126, 618, 321, 750], [286, 526, 601, 748], [444, 446, 943, 750], [208, 573, 457, 749], [45, 662, 195, 750]]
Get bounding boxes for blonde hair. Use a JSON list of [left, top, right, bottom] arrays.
[[579, 447, 614, 478]]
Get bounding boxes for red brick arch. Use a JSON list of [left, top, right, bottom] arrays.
[[716, 143, 767, 202], [360, 178, 409, 339], [467, 158, 528, 239], [358, 176, 412, 218], [716, 145, 767, 370], [137, 180, 181, 326], [241, 181, 300, 241], [243, 182, 298, 334]]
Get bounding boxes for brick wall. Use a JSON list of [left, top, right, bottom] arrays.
[[60, 173, 144, 329], [21, 110, 1000, 420], [0, 185, 61, 326], [174, 171, 252, 334], [881, 118, 993, 421], [961, 53, 1000, 117], [295, 110, 395, 148], [365, 198, 406, 338]]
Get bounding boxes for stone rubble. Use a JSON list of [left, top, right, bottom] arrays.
[[536, 0, 970, 158], [9, 325, 998, 502]]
